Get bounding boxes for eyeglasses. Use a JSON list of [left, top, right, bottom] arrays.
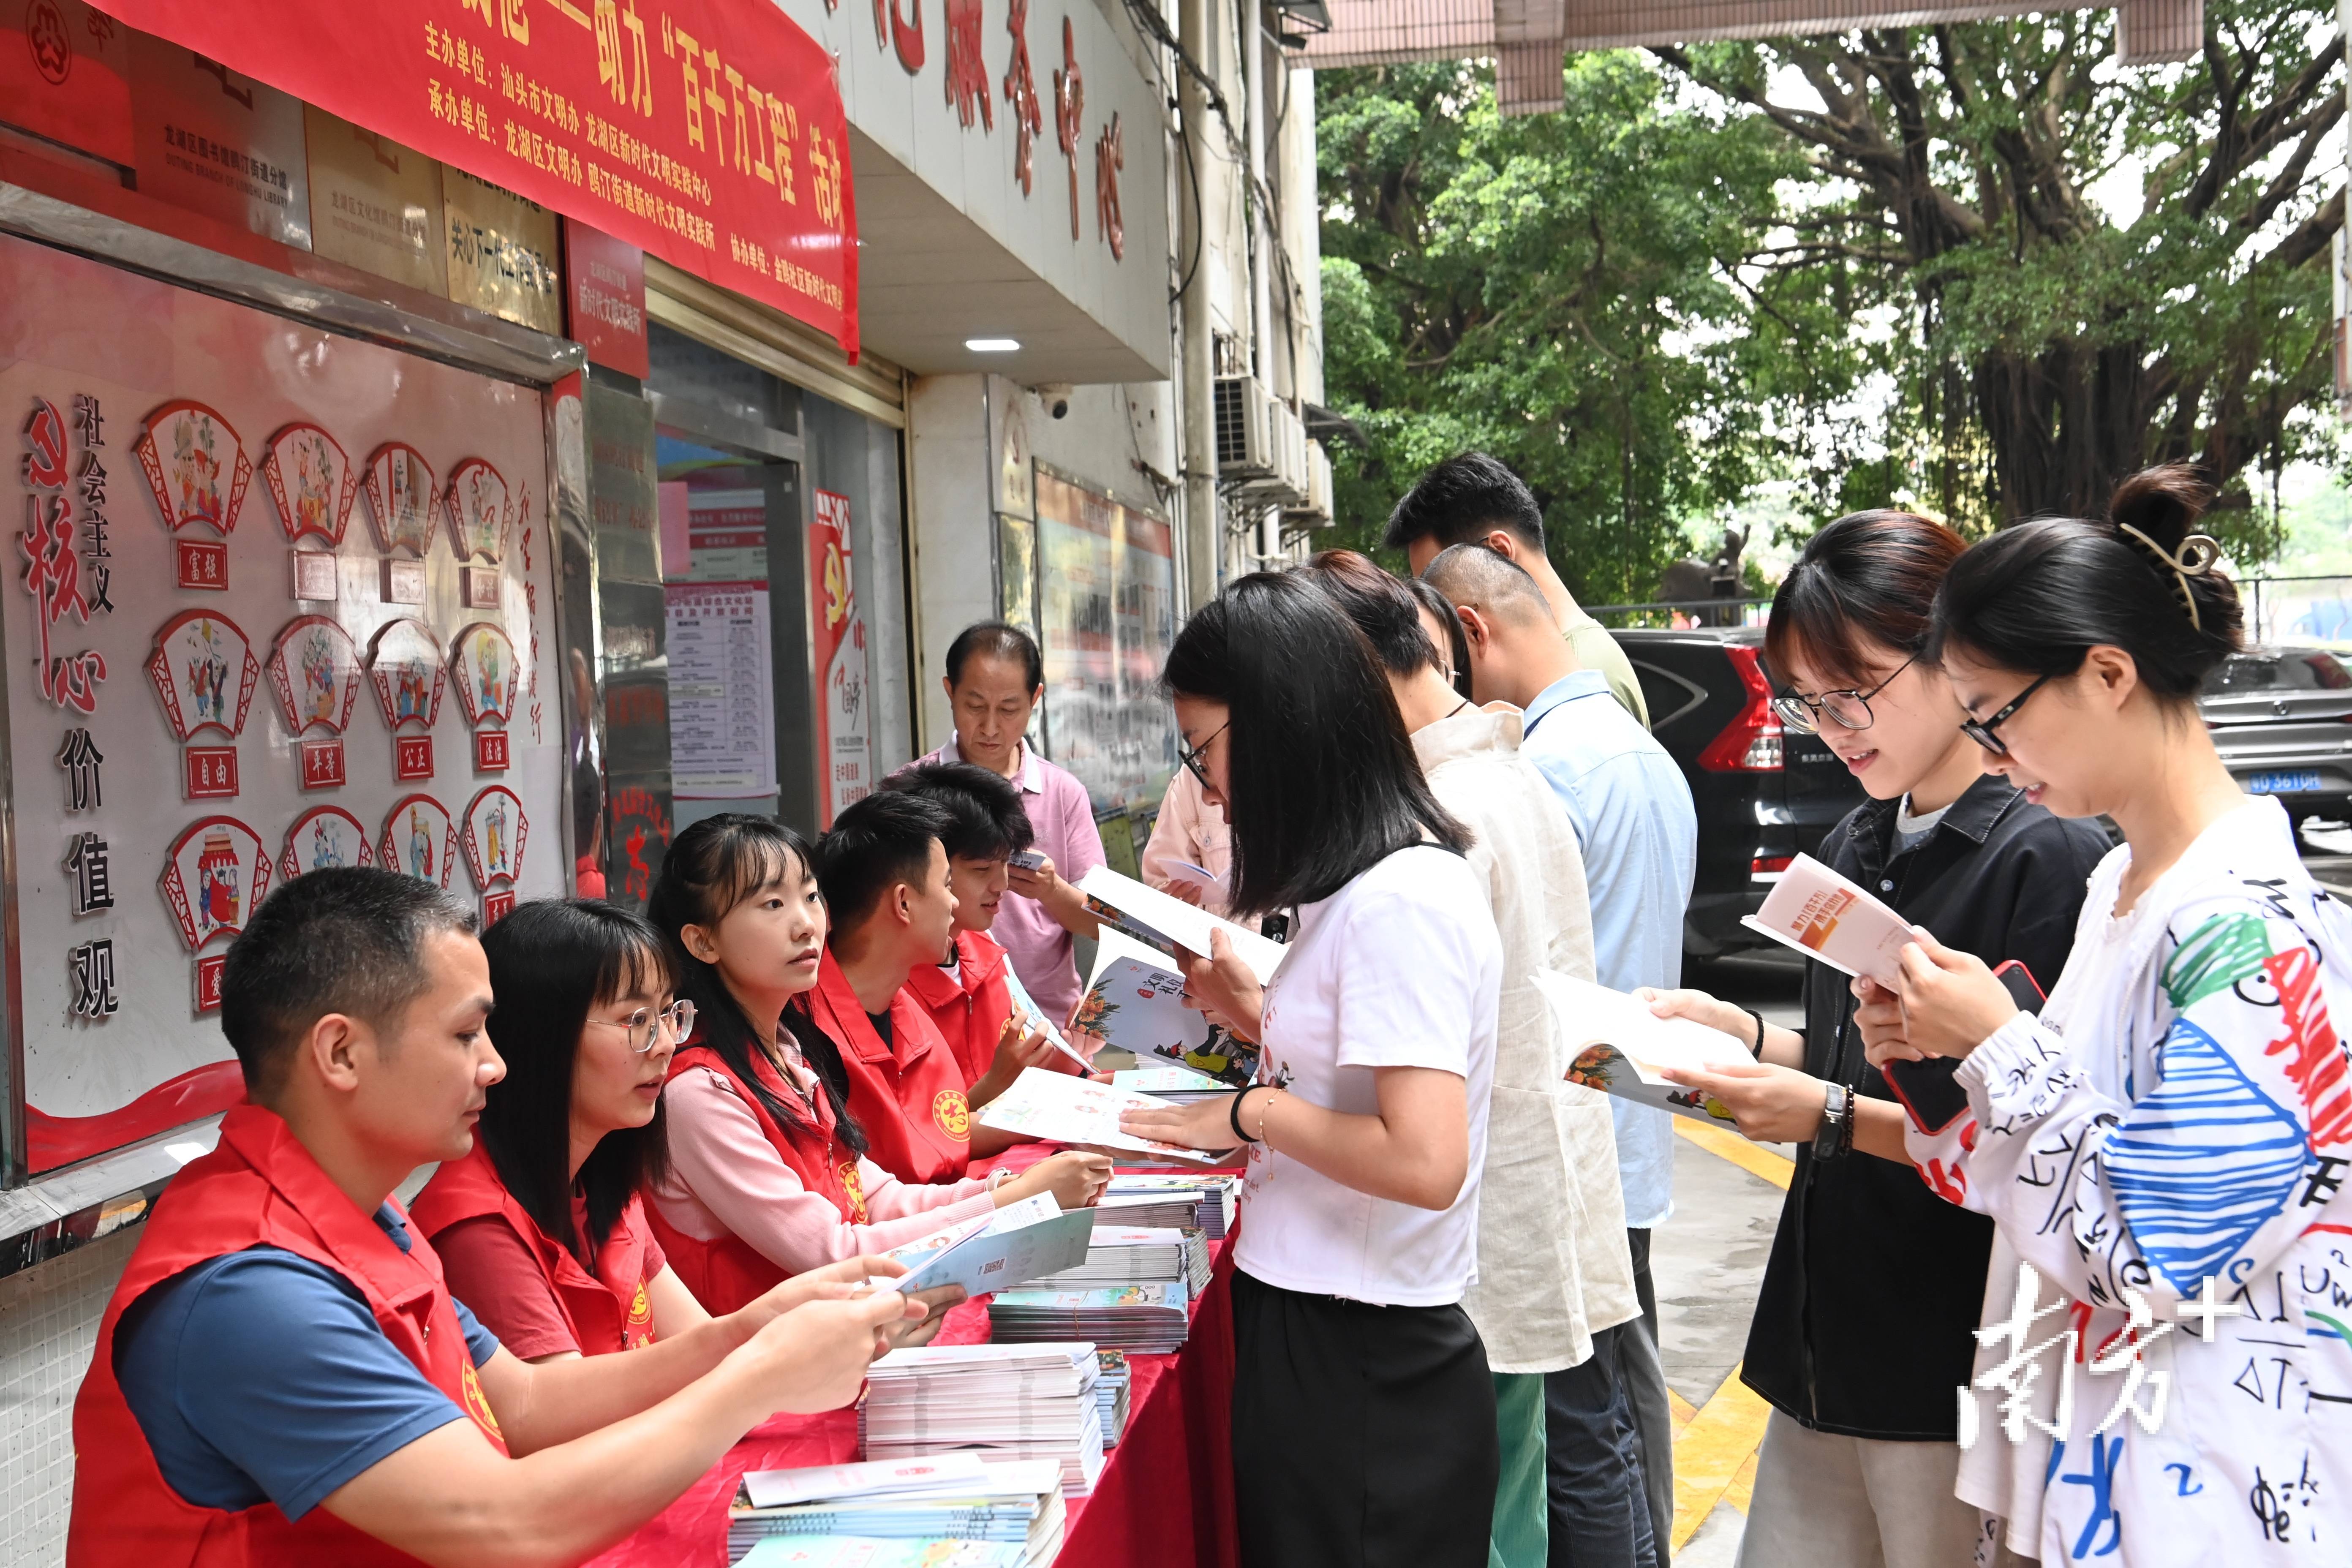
[[586, 1000, 696, 1054], [1958, 673, 2054, 756], [1178, 722, 1228, 787], [1772, 657, 1915, 735]]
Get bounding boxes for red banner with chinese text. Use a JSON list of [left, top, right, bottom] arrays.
[[87, 0, 858, 356]]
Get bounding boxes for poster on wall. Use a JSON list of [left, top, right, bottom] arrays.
[[0, 232, 565, 1175], [809, 489, 868, 828], [666, 583, 774, 800], [1034, 468, 1177, 815]]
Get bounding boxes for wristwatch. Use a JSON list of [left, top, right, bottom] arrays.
[[1814, 1081, 1851, 1161]]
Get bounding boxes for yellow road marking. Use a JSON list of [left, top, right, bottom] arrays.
[[1669, 1364, 1774, 1552], [1673, 1116, 1794, 1191], [1668, 1386, 1698, 1432]]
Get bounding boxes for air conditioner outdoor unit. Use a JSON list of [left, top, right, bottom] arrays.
[[1282, 439, 1334, 527], [1214, 375, 1277, 479]]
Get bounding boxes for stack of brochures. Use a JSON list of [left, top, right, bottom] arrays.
[[729, 1455, 1065, 1566], [1031, 1227, 1210, 1295], [1108, 1064, 1227, 1105], [736, 1537, 1036, 1567], [858, 1344, 1107, 1498], [1095, 1351, 1131, 1446], [987, 1282, 1191, 1354], [1098, 1174, 1236, 1241]]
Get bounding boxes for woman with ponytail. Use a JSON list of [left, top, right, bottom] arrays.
[[643, 815, 1107, 1318], [1853, 466, 2352, 1564]]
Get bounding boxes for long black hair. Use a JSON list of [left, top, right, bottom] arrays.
[[1929, 464, 2244, 700], [476, 899, 672, 1271], [1162, 572, 1470, 917], [646, 814, 868, 1157]]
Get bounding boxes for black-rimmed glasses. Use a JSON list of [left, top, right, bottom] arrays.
[[1178, 722, 1228, 787], [585, 1000, 696, 1054], [1771, 657, 1915, 735], [1958, 673, 2054, 756]]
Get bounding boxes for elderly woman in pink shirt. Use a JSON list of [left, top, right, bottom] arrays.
[[907, 622, 1103, 1025]]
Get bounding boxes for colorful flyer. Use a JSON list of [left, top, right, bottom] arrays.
[[281, 806, 374, 880], [145, 610, 262, 740], [160, 816, 272, 951], [261, 422, 357, 546]]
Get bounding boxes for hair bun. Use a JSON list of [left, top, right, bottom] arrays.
[[2108, 462, 2212, 554]]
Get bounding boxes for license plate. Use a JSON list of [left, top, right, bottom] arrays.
[[2246, 770, 2325, 795]]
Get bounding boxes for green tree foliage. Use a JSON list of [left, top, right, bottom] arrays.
[[1656, 3, 2344, 555], [1318, 54, 1862, 603]]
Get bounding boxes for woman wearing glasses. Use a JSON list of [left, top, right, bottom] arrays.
[[1851, 468, 2352, 1565], [1640, 510, 2107, 1568], [410, 899, 722, 1357]]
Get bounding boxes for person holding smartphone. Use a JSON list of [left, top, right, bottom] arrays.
[[1640, 510, 2107, 1568], [1120, 572, 1504, 1568]]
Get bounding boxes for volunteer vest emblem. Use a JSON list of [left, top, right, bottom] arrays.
[[458, 1357, 502, 1439], [623, 1279, 654, 1347], [838, 1160, 868, 1223], [932, 1088, 972, 1140]]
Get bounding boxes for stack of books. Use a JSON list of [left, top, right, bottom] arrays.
[[729, 1455, 1064, 1566], [1032, 1226, 1211, 1295], [1095, 1351, 1132, 1447], [1099, 1174, 1237, 1241], [738, 1539, 1034, 1567], [988, 1282, 1190, 1354], [858, 1344, 1107, 1498]]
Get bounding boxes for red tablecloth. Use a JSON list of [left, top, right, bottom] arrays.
[[585, 1241, 1241, 1568]]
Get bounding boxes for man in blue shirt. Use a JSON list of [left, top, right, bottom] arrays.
[[1429, 542, 1698, 1568]]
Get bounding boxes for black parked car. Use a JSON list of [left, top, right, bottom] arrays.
[[1615, 627, 1866, 957], [2201, 643, 2352, 852]]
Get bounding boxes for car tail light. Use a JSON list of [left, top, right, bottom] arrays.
[[1751, 855, 1793, 879], [1699, 645, 1784, 771]]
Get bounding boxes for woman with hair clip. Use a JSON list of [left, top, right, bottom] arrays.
[[1119, 572, 1505, 1568], [1638, 513, 2107, 1568], [1851, 466, 2352, 1564], [412, 899, 903, 1359], [642, 814, 1108, 1318]]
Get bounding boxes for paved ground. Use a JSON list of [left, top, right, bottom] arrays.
[[1651, 950, 1806, 1568]]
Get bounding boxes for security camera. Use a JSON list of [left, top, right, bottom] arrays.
[[1036, 383, 1074, 420]]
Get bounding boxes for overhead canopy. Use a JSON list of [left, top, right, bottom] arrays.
[[90, 0, 862, 355]]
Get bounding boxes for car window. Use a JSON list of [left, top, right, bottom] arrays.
[[2204, 650, 2352, 694]]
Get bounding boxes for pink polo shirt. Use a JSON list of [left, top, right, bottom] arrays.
[[903, 736, 1105, 1024]]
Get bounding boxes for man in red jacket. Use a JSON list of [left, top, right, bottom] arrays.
[[68, 867, 915, 1568]]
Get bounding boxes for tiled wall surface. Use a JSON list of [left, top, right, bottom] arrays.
[[0, 1231, 136, 1568]]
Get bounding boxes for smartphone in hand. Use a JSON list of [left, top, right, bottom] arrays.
[[1881, 960, 2044, 1134]]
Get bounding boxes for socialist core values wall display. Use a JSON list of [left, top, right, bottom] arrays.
[[0, 232, 566, 1178]]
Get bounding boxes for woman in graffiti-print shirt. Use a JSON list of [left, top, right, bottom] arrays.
[[1854, 465, 2352, 1566]]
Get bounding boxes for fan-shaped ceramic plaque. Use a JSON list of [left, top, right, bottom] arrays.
[[362, 442, 438, 557], [262, 423, 357, 546], [135, 400, 251, 536], [161, 815, 272, 951], [281, 806, 374, 880], [381, 795, 457, 889], [443, 457, 509, 562], [448, 621, 518, 727], [146, 611, 262, 741], [367, 617, 446, 730], [267, 616, 363, 736], [461, 785, 529, 889]]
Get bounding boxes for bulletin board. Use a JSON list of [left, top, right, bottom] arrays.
[[0, 232, 567, 1177]]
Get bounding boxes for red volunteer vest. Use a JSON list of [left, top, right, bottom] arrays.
[[408, 1142, 658, 1356], [645, 1039, 868, 1315], [902, 930, 1017, 1089], [808, 948, 972, 1185], [66, 1104, 508, 1568]]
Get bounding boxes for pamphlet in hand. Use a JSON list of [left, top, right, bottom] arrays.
[[1074, 866, 1288, 983], [1531, 972, 1758, 1127], [973, 1066, 1228, 1164], [1737, 853, 1919, 983], [1073, 930, 1211, 1062], [881, 1193, 1097, 1298], [999, 964, 1094, 1073], [1163, 860, 1228, 898]]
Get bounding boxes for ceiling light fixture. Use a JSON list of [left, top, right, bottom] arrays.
[[964, 337, 1021, 352]]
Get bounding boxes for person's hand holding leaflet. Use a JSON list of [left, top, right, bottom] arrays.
[[1177, 928, 1264, 1042], [993, 1148, 1113, 1210], [1642, 984, 1914, 1162]]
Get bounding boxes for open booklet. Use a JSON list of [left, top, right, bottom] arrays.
[[878, 1192, 1097, 1298], [1737, 852, 1918, 984], [1073, 928, 1211, 1063], [1074, 866, 1289, 984], [1531, 972, 1757, 1126], [998, 964, 1094, 1072], [972, 1066, 1229, 1165]]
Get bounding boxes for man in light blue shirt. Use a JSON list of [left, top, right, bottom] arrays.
[[1429, 542, 1697, 1568]]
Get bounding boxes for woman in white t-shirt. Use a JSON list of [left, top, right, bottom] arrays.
[[1121, 572, 1505, 1568]]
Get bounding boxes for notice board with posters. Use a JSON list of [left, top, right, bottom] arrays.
[[1034, 467, 1176, 815], [0, 234, 567, 1177]]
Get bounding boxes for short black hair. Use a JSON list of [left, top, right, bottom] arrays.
[[1302, 550, 1441, 677], [220, 866, 478, 1099], [1162, 572, 1470, 917], [880, 760, 1034, 861], [816, 790, 953, 935], [478, 899, 672, 1268], [1383, 452, 1545, 553], [945, 619, 1043, 691]]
